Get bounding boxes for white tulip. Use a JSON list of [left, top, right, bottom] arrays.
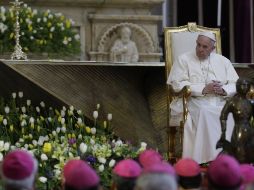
[[21, 106, 26, 113], [98, 157, 106, 164], [41, 153, 48, 161], [15, 142, 21, 147], [77, 110, 82, 115], [90, 139, 95, 145], [40, 101, 45, 108], [61, 126, 66, 133], [19, 138, 24, 143], [47, 117, 52, 122], [21, 120, 27, 127], [91, 128, 96, 135], [93, 111, 98, 119], [24, 144, 28, 149], [10, 146, 16, 150], [107, 113, 112, 121], [0, 153, 3, 162], [69, 105, 74, 111], [98, 164, 104, 172], [32, 140, 38, 146], [56, 127, 61, 133], [60, 110, 65, 117], [54, 169, 61, 177], [38, 136, 45, 146], [18, 91, 23, 98], [115, 140, 123, 146], [44, 135, 49, 141], [52, 131, 57, 136], [79, 143, 87, 154], [60, 118, 65, 125], [78, 134, 82, 139], [141, 142, 147, 149], [3, 119, 7, 126], [4, 106, 10, 114], [74, 34, 80, 40], [62, 106, 66, 111], [39, 176, 47, 183], [12, 92, 16, 99], [4, 142, 10, 151], [0, 141, 4, 148], [96, 104, 100, 109], [36, 106, 40, 113], [29, 117, 35, 124], [109, 159, 116, 167], [77, 118, 82, 125], [26, 99, 31, 106]]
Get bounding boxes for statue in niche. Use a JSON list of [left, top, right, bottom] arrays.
[[216, 78, 254, 163], [110, 26, 139, 63]]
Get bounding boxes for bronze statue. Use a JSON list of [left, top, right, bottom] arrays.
[[216, 78, 254, 163]]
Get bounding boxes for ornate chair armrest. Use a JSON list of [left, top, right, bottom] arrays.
[[167, 84, 191, 125], [167, 84, 191, 98]]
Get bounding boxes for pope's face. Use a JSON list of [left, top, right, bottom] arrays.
[[196, 36, 215, 60]]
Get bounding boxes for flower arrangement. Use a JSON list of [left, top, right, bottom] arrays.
[[0, 4, 80, 57], [0, 92, 147, 189]]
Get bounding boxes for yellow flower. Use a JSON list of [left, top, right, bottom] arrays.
[[66, 20, 71, 28], [10, 33, 14, 39], [28, 24, 33, 32], [40, 116, 45, 121], [43, 143, 52, 153], [103, 121, 107, 129], [55, 109, 60, 116], [60, 15, 65, 21], [58, 116, 61, 122], [68, 133, 71, 139], [29, 144, 34, 149], [0, 115, 3, 123], [47, 22, 52, 28], [10, 125, 14, 132], [37, 126, 40, 132], [30, 123, 34, 129], [85, 127, 91, 134], [72, 133, 75, 138]]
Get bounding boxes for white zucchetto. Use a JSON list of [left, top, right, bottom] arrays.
[[199, 31, 216, 42]]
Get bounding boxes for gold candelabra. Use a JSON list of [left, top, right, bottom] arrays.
[[10, 0, 27, 60]]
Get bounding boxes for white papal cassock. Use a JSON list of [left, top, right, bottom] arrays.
[[167, 51, 239, 164]]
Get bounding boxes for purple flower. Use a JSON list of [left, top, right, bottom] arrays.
[[86, 155, 96, 164], [68, 138, 76, 145]]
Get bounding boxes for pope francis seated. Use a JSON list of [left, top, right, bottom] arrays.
[[167, 31, 239, 164]]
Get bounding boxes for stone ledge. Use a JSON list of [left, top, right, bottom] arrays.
[[88, 14, 162, 22], [1, 0, 164, 7]]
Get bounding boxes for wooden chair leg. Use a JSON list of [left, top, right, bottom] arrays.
[[167, 126, 177, 164]]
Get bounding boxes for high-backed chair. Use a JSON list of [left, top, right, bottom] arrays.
[[164, 22, 222, 162]]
